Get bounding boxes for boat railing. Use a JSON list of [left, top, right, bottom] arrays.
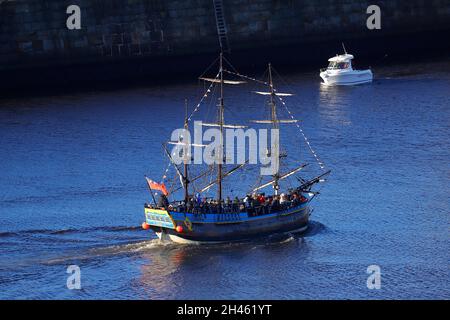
[[152, 195, 308, 217], [246, 201, 302, 217]]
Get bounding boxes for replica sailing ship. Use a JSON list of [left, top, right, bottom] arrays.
[[142, 53, 330, 244]]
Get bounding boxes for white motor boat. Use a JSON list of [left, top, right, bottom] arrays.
[[320, 52, 373, 86]]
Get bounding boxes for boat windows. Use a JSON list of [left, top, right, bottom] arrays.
[[327, 62, 349, 70]]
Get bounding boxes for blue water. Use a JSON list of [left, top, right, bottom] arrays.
[[0, 59, 449, 299]]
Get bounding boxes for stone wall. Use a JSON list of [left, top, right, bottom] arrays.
[[224, 0, 450, 47], [0, 0, 449, 88], [0, 0, 219, 69]]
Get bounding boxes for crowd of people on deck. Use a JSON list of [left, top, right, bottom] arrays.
[[146, 189, 308, 216]]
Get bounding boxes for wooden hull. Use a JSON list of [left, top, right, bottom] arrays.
[[145, 203, 310, 244]]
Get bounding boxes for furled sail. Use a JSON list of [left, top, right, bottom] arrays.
[[250, 120, 298, 124], [253, 91, 294, 96], [167, 141, 208, 147], [201, 123, 248, 129], [199, 77, 246, 85]]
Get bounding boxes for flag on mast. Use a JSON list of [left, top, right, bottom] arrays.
[[145, 177, 169, 196]]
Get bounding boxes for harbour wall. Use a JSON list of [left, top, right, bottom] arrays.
[[1, 0, 449, 92]]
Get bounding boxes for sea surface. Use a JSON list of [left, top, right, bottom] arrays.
[[0, 59, 449, 299]]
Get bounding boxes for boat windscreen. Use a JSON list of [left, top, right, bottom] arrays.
[[328, 62, 350, 70]]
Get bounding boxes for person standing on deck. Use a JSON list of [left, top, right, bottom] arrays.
[[225, 196, 231, 208], [280, 193, 287, 205], [244, 195, 251, 208], [195, 193, 202, 205], [233, 197, 239, 212], [258, 193, 266, 204], [158, 194, 169, 211]]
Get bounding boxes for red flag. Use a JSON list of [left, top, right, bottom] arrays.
[[145, 177, 168, 196]]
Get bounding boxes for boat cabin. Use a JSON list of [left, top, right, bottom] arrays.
[[326, 54, 354, 70]]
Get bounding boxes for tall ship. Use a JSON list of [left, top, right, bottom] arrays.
[[142, 53, 330, 244]]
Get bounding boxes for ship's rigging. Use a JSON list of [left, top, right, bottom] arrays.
[[157, 54, 328, 204]]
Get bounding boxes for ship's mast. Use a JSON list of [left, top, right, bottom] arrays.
[[217, 52, 224, 205], [268, 63, 280, 195], [183, 99, 189, 204]]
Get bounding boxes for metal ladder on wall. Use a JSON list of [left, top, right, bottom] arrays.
[[213, 0, 230, 52]]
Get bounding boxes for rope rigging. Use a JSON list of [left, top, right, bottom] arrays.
[[159, 57, 327, 201], [223, 68, 327, 171]]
